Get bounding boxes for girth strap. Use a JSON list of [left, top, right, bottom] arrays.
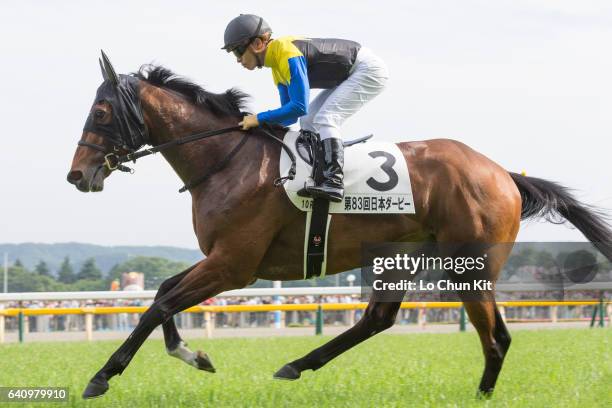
[[304, 198, 332, 279]]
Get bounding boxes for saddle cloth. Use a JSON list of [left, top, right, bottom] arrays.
[[279, 131, 415, 214]]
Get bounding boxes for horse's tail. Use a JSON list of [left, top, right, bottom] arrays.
[[509, 172, 612, 261]]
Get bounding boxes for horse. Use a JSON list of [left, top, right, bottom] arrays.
[[67, 52, 612, 399]]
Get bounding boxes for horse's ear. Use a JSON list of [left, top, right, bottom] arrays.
[[100, 50, 120, 86], [99, 58, 109, 81]]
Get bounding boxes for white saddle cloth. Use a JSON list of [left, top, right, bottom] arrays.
[[279, 131, 415, 214]]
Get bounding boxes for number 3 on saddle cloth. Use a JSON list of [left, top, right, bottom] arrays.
[[279, 130, 416, 279]]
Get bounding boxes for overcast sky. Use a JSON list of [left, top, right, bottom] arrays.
[[1, 0, 611, 249]]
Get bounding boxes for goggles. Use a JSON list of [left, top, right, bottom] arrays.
[[230, 38, 254, 58]]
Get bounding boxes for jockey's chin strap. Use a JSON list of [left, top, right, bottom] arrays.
[[79, 124, 297, 193], [255, 52, 265, 69]]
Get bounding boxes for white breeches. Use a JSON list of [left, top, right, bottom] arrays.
[[299, 47, 389, 140]]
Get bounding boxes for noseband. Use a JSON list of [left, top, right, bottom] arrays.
[[77, 140, 135, 173]]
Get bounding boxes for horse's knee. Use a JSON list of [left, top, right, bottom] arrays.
[[139, 302, 172, 330]]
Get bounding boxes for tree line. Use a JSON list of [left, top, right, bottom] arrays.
[[4, 256, 191, 292], [5, 255, 361, 292], [7, 246, 602, 293]]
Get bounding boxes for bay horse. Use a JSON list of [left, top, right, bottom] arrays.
[[68, 53, 612, 399]]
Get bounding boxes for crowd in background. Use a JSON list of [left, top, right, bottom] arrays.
[[1, 289, 608, 333]]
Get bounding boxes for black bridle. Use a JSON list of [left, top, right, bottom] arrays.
[[77, 140, 135, 174], [79, 124, 297, 192], [79, 51, 296, 193]]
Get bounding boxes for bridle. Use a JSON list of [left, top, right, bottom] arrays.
[[79, 123, 297, 192], [77, 139, 135, 174]]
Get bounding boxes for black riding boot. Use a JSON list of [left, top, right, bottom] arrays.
[[306, 137, 344, 202], [296, 130, 317, 198]]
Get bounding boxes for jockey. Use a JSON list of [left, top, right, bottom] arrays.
[[223, 14, 389, 202]]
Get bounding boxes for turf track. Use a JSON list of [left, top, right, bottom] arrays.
[[0, 328, 609, 407]]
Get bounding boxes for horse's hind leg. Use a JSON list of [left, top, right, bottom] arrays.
[[493, 305, 511, 364], [155, 266, 193, 350], [446, 242, 513, 397], [154, 265, 215, 372], [274, 298, 403, 380], [463, 298, 511, 397]]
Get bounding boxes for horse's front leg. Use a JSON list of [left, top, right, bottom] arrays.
[[82, 255, 252, 399]]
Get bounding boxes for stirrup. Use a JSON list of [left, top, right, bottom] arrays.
[[306, 185, 344, 203], [297, 181, 314, 197], [297, 188, 312, 198]]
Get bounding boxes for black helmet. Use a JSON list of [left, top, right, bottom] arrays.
[[222, 14, 272, 51]]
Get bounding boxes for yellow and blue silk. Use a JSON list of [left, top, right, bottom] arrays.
[[257, 36, 309, 126]]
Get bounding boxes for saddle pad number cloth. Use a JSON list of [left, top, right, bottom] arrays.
[[280, 131, 415, 214]]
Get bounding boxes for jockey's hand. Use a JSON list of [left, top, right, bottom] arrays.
[[239, 114, 259, 130]]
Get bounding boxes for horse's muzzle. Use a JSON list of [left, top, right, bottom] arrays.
[[66, 168, 104, 192]]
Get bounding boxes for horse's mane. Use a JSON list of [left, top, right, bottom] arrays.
[[133, 65, 249, 118]]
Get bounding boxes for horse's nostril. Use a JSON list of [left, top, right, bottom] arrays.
[[67, 170, 83, 183]]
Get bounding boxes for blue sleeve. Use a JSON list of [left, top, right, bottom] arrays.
[[257, 56, 309, 126], [278, 83, 290, 106], [276, 84, 296, 126]]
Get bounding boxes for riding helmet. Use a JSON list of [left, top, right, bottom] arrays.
[[222, 14, 272, 51]]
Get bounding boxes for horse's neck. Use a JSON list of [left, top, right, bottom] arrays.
[[139, 85, 244, 188]]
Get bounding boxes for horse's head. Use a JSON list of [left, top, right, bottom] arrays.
[[67, 51, 148, 192]]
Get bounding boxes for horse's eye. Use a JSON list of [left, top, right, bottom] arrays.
[[95, 110, 105, 119]]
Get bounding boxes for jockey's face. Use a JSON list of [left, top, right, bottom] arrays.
[[237, 48, 258, 70], [235, 38, 266, 70]]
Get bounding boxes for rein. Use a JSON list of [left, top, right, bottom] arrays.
[[79, 124, 297, 193]]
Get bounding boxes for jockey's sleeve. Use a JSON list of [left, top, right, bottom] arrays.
[[278, 83, 290, 106], [257, 56, 309, 126], [276, 84, 296, 127]]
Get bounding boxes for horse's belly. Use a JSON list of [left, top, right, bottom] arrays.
[[254, 213, 425, 281]]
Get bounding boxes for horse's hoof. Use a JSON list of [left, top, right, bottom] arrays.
[[82, 377, 109, 399], [273, 364, 301, 381], [195, 350, 216, 373], [476, 389, 494, 399]]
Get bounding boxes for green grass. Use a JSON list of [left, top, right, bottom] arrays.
[[0, 329, 610, 407]]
